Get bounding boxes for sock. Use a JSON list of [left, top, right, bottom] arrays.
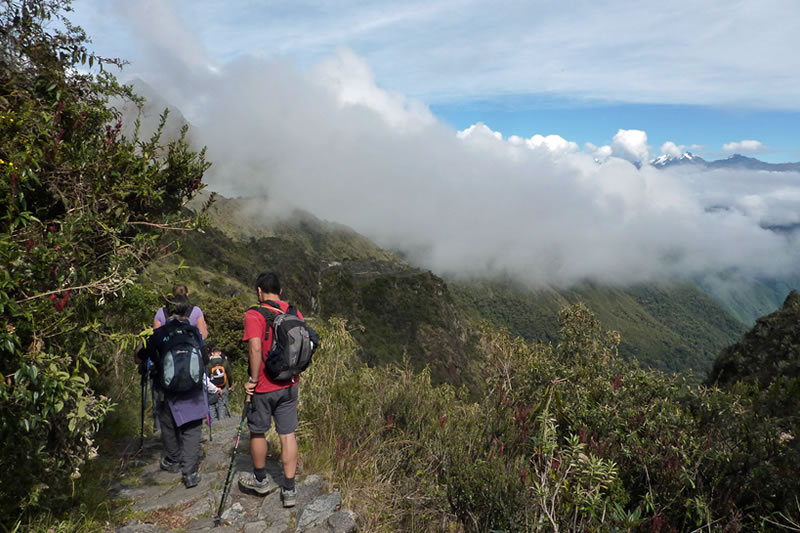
[[284, 476, 295, 491], [254, 467, 267, 482]]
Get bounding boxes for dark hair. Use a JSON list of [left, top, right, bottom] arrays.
[[169, 294, 192, 318], [255, 272, 281, 296], [173, 283, 189, 297]]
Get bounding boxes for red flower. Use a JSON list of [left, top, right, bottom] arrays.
[[53, 290, 71, 312]]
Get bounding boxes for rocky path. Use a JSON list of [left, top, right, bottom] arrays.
[[111, 415, 356, 533]]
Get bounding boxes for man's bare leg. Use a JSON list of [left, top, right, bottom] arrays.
[[251, 432, 267, 468], [279, 432, 298, 479]]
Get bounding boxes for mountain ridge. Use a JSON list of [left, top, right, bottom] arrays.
[[650, 151, 800, 171]]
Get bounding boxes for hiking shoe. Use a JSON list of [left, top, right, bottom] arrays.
[[238, 471, 278, 496], [183, 471, 201, 489], [281, 487, 297, 508], [160, 456, 181, 473]]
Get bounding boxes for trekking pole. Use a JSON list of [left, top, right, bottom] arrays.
[[204, 371, 213, 442], [139, 359, 150, 450], [214, 398, 250, 527]]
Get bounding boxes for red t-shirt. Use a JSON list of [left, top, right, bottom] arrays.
[[242, 300, 303, 393]]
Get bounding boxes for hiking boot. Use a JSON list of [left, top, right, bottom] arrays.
[[183, 471, 201, 489], [238, 471, 278, 496], [281, 487, 297, 508], [160, 456, 181, 473]]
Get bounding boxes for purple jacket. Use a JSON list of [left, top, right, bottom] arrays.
[[154, 305, 204, 327], [166, 388, 208, 426]]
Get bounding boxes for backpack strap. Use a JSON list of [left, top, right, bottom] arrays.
[[248, 303, 283, 352]]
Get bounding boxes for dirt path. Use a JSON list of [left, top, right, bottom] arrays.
[[110, 415, 356, 533]]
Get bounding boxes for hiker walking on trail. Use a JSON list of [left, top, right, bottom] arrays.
[[136, 295, 211, 489], [153, 283, 208, 338], [206, 341, 233, 421], [149, 283, 208, 433], [239, 271, 317, 508]]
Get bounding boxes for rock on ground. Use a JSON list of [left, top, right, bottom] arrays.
[[297, 492, 342, 532], [110, 416, 357, 532]]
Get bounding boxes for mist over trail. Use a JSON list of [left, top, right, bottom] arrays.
[[112, 6, 800, 288]]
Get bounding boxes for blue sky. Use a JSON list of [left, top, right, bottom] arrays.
[[70, 0, 800, 163]]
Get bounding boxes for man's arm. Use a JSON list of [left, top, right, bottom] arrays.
[[245, 337, 262, 396]]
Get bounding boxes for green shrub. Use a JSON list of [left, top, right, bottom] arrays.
[[0, 0, 210, 523], [299, 305, 797, 532]]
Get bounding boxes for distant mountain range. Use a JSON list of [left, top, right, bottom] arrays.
[[650, 152, 800, 172]]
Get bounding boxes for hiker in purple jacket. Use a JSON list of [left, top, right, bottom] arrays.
[[150, 283, 208, 433], [136, 295, 210, 489], [153, 283, 208, 338]]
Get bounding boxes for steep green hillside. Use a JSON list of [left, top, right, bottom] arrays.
[[694, 274, 800, 325], [319, 261, 477, 387], [194, 193, 398, 263], [709, 290, 800, 386], [450, 279, 747, 376]]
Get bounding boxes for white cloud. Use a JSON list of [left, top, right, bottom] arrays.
[[457, 122, 502, 141], [312, 47, 435, 131], [585, 143, 613, 162], [612, 129, 649, 163], [722, 139, 766, 153], [660, 142, 705, 157], [189, 55, 799, 285], [509, 134, 579, 154], [100, 7, 800, 287], [661, 141, 683, 158]]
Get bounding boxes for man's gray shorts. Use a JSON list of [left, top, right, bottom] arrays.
[[247, 385, 298, 435]]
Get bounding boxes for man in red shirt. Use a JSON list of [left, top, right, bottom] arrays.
[[238, 271, 301, 507]]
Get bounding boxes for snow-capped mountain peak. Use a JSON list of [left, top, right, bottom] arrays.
[[650, 151, 704, 168]]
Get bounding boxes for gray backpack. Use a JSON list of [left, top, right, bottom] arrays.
[[250, 303, 318, 381]]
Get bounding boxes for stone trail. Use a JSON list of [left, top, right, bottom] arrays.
[[111, 415, 356, 533]]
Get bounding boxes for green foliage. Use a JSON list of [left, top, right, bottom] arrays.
[[0, 0, 210, 522], [300, 306, 797, 532], [202, 296, 248, 361]]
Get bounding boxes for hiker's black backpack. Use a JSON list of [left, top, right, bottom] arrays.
[[250, 302, 319, 381], [157, 320, 206, 393]]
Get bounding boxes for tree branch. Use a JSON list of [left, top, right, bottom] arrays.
[[127, 220, 194, 231]]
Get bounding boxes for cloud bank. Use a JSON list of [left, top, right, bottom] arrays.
[[109, 4, 800, 288], [723, 139, 766, 153]]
